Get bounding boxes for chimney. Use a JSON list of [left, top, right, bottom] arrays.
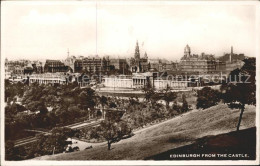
[[230, 46, 233, 63]]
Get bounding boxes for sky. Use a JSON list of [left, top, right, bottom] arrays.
[[1, 1, 258, 61]]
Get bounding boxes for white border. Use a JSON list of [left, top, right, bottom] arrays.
[[1, 0, 260, 165]]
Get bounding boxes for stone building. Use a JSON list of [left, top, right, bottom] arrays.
[[64, 53, 77, 72], [5, 59, 33, 76], [148, 59, 179, 72], [29, 73, 67, 85], [44, 60, 68, 73], [103, 72, 188, 90], [109, 58, 130, 74], [32, 61, 43, 74], [74, 56, 110, 74], [179, 45, 217, 74]]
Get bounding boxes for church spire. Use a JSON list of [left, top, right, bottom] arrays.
[[135, 41, 140, 60]]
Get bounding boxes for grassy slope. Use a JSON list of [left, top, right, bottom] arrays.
[[35, 104, 255, 160], [146, 127, 256, 160]]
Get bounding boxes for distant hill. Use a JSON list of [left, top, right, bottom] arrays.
[[217, 53, 245, 62]]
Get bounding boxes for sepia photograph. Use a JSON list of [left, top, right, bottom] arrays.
[[1, 0, 259, 165]]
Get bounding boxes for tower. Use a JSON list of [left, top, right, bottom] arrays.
[[230, 46, 233, 63], [184, 44, 191, 58], [134, 41, 140, 60], [67, 48, 70, 58]]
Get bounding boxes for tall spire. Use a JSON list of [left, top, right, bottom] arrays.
[[67, 48, 70, 58], [135, 41, 140, 60], [230, 46, 233, 63]]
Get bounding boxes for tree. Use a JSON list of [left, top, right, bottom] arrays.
[[100, 120, 117, 150], [37, 127, 75, 155], [181, 94, 189, 112], [221, 58, 256, 131], [142, 79, 155, 102], [79, 88, 96, 117], [196, 87, 220, 109], [5, 140, 26, 160], [99, 96, 108, 109], [98, 111, 131, 150], [26, 101, 48, 114], [161, 85, 177, 109], [109, 102, 117, 108], [172, 100, 181, 113], [5, 80, 26, 103], [5, 141, 15, 160]]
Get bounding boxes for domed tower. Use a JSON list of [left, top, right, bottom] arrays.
[[184, 44, 191, 58]]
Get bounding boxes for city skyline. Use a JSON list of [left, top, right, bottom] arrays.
[[1, 1, 257, 61]]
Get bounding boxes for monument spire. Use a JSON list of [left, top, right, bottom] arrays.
[[135, 40, 140, 60], [230, 46, 233, 63]]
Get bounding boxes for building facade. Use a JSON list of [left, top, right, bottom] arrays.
[[64, 54, 77, 72], [179, 45, 217, 74], [74, 56, 110, 74], [103, 72, 188, 90], [29, 73, 67, 85], [109, 58, 130, 74], [5, 59, 38, 78], [44, 60, 68, 73]]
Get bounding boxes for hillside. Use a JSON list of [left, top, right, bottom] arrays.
[[147, 127, 256, 160], [35, 103, 255, 160]]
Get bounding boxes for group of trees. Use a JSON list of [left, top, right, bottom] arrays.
[[77, 90, 191, 150], [5, 127, 78, 160], [99, 85, 191, 132], [143, 84, 189, 113], [34, 127, 78, 156], [5, 80, 25, 103], [5, 82, 97, 141]]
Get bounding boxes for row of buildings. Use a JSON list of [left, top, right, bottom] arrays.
[[5, 43, 245, 90], [5, 44, 243, 77], [103, 73, 188, 90], [102, 44, 245, 90], [179, 45, 244, 75]]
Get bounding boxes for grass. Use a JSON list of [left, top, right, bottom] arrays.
[[34, 103, 255, 160]]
